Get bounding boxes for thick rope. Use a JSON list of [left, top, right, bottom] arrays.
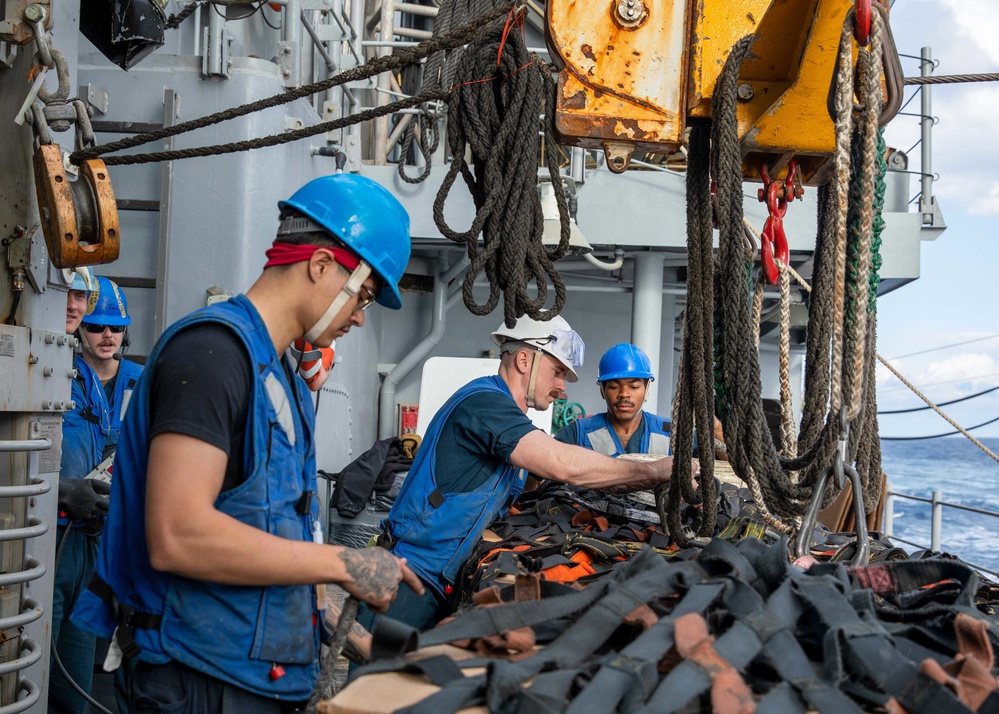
[[432, 23, 569, 326], [714, 35, 805, 526], [903, 73, 999, 86], [93, 89, 448, 166], [658, 124, 716, 546], [827, 16, 856, 417], [842, 12, 884, 420], [165, 1, 201, 29], [397, 0, 507, 184], [306, 596, 358, 711], [776, 260, 797, 462], [68, 3, 514, 165]]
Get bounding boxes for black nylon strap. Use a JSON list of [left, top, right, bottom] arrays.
[[87, 574, 163, 631], [349, 654, 464, 687], [797, 575, 974, 714], [566, 582, 725, 714]]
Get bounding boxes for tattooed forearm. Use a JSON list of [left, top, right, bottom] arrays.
[[340, 548, 401, 602]]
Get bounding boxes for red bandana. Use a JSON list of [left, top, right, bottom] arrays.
[[264, 242, 362, 271]]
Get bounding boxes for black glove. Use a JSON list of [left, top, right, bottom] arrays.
[[58, 478, 111, 523]]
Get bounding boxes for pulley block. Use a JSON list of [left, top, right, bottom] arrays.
[[32, 143, 120, 269]]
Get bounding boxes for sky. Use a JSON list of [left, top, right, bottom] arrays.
[[873, 0, 999, 438]]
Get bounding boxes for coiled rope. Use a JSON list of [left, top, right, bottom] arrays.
[[432, 18, 570, 327], [397, 0, 506, 184]]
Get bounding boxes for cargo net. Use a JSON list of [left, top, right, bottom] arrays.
[[332, 487, 999, 714]]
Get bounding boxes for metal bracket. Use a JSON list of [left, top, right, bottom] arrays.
[[79, 84, 109, 116], [201, 22, 231, 78], [278, 41, 299, 87], [0, 40, 16, 68]]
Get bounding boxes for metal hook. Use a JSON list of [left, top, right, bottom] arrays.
[[794, 407, 869, 566]]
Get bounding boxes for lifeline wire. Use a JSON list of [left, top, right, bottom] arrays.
[[903, 72, 999, 85]]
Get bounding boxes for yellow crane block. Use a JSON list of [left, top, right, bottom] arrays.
[[548, 0, 892, 184]]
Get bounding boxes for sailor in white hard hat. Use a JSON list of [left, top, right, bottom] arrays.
[[363, 314, 681, 633]]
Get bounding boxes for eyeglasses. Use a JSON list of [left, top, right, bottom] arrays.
[[82, 324, 126, 334], [353, 284, 379, 313]]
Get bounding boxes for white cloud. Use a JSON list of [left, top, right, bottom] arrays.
[[917, 353, 998, 385], [937, 0, 999, 66], [884, 3, 999, 217]]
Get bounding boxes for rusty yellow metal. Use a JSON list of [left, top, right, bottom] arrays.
[[547, 0, 690, 162], [33, 144, 120, 269], [548, 0, 888, 182], [687, 0, 776, 120], [689, 0, 857, 184], [737, 0, 855, 184]]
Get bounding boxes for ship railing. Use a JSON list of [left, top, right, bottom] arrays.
[[884, 484, 999, 579]]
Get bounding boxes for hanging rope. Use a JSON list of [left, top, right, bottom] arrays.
[[788, 262, 999, 463], [432, 18, 570, 327], [657, 124, 716, 546], [68, 2, 514, 165], [165, 1, 201, 29], [397, 0, 507, 184], [713, 35, 805, 530]]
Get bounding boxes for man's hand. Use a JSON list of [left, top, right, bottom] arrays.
[[58, 478, 111, 522], [338, 548, 424, 613]]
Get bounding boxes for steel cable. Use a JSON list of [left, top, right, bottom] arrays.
[[903, 73, 999, 85]]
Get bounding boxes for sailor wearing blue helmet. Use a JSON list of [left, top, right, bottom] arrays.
[[556, 343, 672, 457], [73, 175, 422, 711]]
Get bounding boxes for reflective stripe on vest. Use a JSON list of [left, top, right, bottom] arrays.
[[649, 432, 671, 456], [587, 428, 618, 457], [574, 412, 672, 457]]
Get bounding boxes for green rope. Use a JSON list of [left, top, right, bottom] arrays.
[[551, 399, 585, 433], [869, 129, 886, 310]]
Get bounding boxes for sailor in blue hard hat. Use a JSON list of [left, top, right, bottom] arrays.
[[555, 343, 672, 457], [72, 174, 422, 710]]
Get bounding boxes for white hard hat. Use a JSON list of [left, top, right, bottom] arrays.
[[491, 314, 585, 382], [62, 266, 97, 292]]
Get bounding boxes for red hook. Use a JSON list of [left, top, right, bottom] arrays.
[[757, 163, 798, 284], [854, 0, 872, 47]]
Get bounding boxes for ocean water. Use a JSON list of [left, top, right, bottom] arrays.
[[881, 436, 999, 576]]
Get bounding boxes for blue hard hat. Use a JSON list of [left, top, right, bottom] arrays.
[[278, 174, 411, 310], [82, 277, 130, 327], [597, 343, 655, 383]]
